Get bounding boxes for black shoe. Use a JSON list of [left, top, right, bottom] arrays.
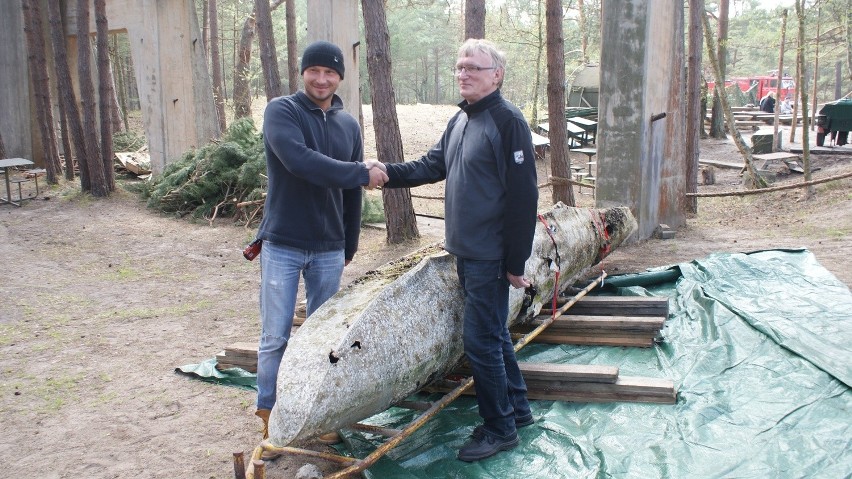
[[469, 416, 533, 440], [457, 431, 519, 462], [515, 414, 535, 428]]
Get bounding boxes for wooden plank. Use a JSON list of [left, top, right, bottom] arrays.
[[513, 332, 656, 348], [455, 362, 619, 383], [518, 362, 618, 382], [752, 152, 799, 161], [523, 375, 677, 404], [546, 295, 669, 317], [736, 120, 765, 128], [518, 315, 666, 332], [216, 352, 257, 372], [699, 158, 743, 170], [426, 375, 676, 404]]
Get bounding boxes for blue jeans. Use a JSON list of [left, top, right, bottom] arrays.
[[456, 257, 531, 440], [256, 242, 344, 410]]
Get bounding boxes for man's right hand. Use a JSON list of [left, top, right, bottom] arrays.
[[365, 162, 388, 190], [365, 160, 387, 174]]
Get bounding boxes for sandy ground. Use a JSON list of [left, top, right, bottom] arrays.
[[1, 105, 850, 478]]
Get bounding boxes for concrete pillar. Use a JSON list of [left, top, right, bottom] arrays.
[[4, 0, 220, 175], [306, 0, 361, 123], [597, 0, 687, 240], [0, 3, 32, 160]]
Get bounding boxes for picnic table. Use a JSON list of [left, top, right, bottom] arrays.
[[0, 158, 35, 207], [531, 131, 549, 161], [570, 147, 598, 175], [567, 116, 597, 144], [752, 152, 803, 172], [537, 122, 593, 147]]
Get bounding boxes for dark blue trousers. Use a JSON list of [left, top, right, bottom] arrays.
[[456, 257, 531, 440]]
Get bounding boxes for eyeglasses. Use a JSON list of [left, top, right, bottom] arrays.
[[452, 65, 497, 75]]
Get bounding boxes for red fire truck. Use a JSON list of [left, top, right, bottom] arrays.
[[708, 74, 796, 101]]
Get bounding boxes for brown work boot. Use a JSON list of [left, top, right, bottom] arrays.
[[254, 409, 283, 461], [255, 409, 272, 439]]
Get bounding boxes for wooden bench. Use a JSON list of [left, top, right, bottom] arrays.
[[752, 152, 802, 172], [26, 169, 46, 196], [736, 120, 765, 130]]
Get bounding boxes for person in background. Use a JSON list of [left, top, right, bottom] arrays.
[[370, 38, 539, 462], [253, 40, 387, 450], [760, 91, 776, 113], [779, 96, 793, 115]]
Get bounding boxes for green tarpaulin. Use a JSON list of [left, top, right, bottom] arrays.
[[178, 249, 852, 478]]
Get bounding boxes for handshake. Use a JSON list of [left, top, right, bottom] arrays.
[[363, 160, 389, 190]]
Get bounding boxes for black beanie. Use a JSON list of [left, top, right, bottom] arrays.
[[300, 41, 345, 79]]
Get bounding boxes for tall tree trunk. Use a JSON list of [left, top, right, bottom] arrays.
[[232, 11, 256, 119], [773, 9, 788, 152], [201, 0, 208, 62], [686, 0, 703, 214], [433, 47, 441, 103], [209, 0, 227, 131], [57, 95, 75, 180], [530, 0, 544, 128], [22, 0, 62, 184], [703, 12, 767, 189], [361, 0, 420, 244], [77, 0, 107, 196], [285, 0, 299, 94], [810, 4, 821, 130], [107, 58, 124, 133], [846, 0, 851, 82], [233, 1, 287, 117], [578, 0, 588, 63], [789, 24, 801, 145], [465, 0, 486, 39], [256, 0, 282, 101], [0, 130, 6, 159], [795, 0, 813, 199], [546, 0, 574, 206], [112, 35, 129, 132], [48, 0, 86, 184], [95, 0, 115, 192], [709, 0, 729, 139]]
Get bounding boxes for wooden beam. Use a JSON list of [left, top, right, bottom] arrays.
[[426, 374, 676, 405], [543, 295, 669, 317], [516, 314, 665, 332], [512, 332, 656, 348]]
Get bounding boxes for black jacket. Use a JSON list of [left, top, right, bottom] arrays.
[[384, 90, 538, 276], [258, 91, 367, 260]]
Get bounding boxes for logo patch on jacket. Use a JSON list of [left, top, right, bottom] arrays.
[[513, 150, 525, 164]]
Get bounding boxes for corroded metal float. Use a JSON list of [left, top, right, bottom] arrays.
[[268, 203, 637, 446]]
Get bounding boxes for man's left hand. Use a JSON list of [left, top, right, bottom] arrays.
[[507, 273, 530, 289]]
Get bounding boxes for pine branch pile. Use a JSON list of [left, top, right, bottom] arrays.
[[144, 118, 266, 225]]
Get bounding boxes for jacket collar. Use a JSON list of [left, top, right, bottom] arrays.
[[458, 89, 502, 116], [294, 90, 345, 112]]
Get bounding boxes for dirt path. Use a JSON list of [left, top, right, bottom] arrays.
[[1, 109, 850, 478]]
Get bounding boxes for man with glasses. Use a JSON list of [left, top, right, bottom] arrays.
[[371, 38, 539, 461]]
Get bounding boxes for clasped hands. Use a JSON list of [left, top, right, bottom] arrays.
[[364, 160, 389, 190]]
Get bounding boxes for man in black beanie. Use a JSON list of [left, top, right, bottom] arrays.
[[252, 40, 386, 454], [300, 40, 346, 79]]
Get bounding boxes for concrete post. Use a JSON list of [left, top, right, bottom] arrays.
[[306, 0, 362, 124], [597, 0, 687, 240]]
